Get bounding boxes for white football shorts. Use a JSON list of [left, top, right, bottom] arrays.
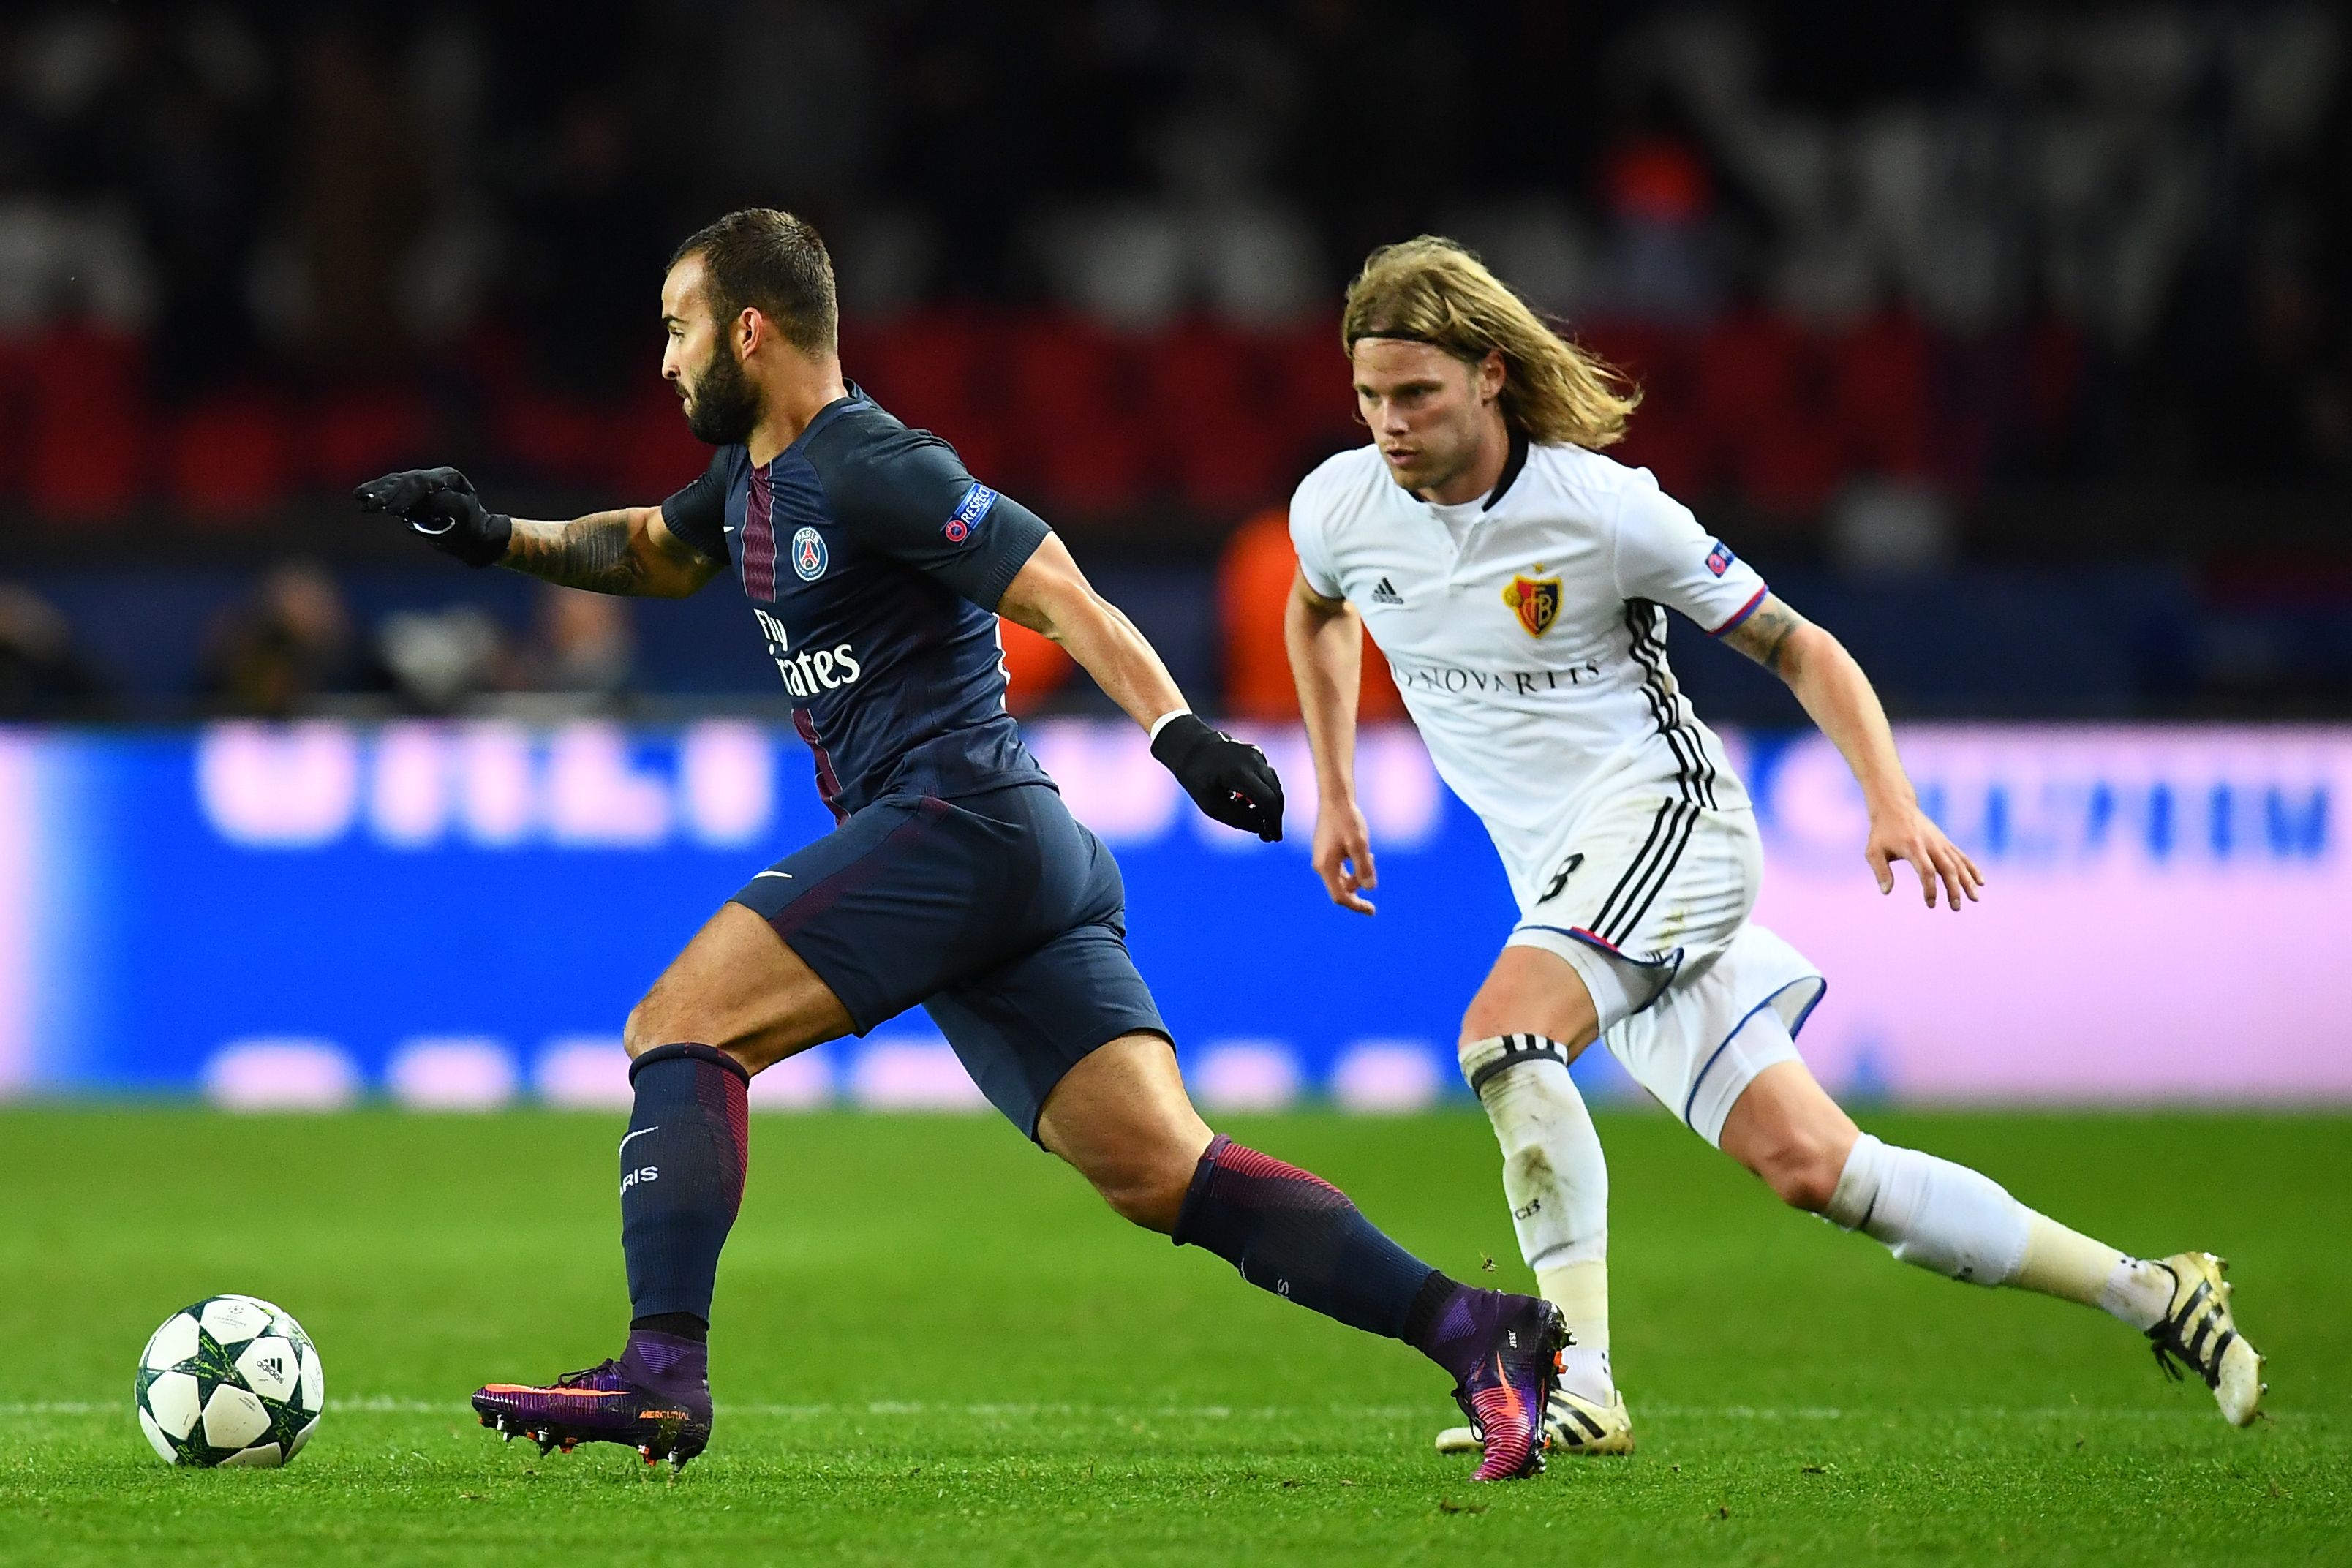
[[1501, 791, 1826, 1145]]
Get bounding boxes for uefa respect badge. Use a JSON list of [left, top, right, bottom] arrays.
[[943, 483, 998, 544]]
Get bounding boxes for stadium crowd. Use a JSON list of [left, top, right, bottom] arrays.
[[0, 2, 2345, 717]]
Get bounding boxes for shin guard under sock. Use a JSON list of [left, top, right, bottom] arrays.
[[620, 1043, 750, 1324], [1172, 1134, 1442, 1339], [1459, 1035, 1610, 1280], [1461, 1033, 1612, 1395], [1825, 1132, 2029, 1286], [1828, 1134, 2171, 1325]]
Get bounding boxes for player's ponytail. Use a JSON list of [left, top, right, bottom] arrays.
[[1341, 236, 1639, 451]]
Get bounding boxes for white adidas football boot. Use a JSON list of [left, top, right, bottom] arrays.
[[2146, 1251, 2265, 1427]]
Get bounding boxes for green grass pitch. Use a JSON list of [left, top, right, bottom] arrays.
[[1, 1106, 2345, 1565]]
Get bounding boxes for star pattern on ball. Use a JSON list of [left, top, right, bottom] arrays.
[[135, 1297, 324, 1468]]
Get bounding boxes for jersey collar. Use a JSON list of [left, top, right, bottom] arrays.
[[1482, 429, 1529, 511], [1406, 428, 1529, 514]]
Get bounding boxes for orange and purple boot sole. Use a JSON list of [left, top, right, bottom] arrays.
[[1453, 1295, 1567, 1482], [470, 1358, 712, 1470]]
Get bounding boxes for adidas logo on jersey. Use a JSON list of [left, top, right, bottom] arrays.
[[1371, 577, 1404, 606]]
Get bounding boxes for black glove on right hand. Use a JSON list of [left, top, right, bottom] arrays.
[[1151, 713, 1285, 842], [353, 467, 513, 568]]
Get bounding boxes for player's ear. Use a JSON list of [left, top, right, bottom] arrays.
[[736, 308, 761, 358], [1476, 349, 1506, 402]]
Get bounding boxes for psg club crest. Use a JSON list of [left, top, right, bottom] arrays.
[[791, 526, 828, 581], [1503, 573, 1562, 638]]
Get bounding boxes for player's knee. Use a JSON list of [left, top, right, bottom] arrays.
[[621, 990, 730, 1066], [621, 995, 663, 1059], [1095, 1169, 1188, 1232], [1728, 1103, 1850, 1212], [1752, 1134, 1848, 1213], [1071, 1144, 1196, 1233], [1087, 1163, 1186, 1231], [1460, 992, 1548, 1048], [1457, 998, 1505, 1047], [1774, 1158, 1844, 1215], [1458, 949, 1599, 1052], [1725, 1071, 1859, 1213]]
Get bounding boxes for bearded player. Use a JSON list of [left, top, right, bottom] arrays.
[[351, 211, 1566, 1481], [1284, 237, 2266, 1463]]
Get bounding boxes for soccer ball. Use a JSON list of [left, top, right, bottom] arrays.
[[135, 1295, 324, 1467]]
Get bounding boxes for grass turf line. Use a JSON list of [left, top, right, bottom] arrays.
[[0, 1107, 2345, 1565]]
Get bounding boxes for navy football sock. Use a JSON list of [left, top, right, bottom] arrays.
[[1172, 1134, 1445, 1339], [629, 1311, 708, 1343], [619, 1043, 750, 1326]]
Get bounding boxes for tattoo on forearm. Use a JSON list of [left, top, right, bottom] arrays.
[[1728, 599, 1806, 672], [505, 512, 648, 594]]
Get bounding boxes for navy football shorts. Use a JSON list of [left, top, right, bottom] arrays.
[[728, 782, 1168, 1137]]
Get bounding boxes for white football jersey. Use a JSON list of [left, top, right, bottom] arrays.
[[1289, 439, 1769, 898]]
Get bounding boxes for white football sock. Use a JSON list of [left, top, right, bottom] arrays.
[[1825, 1135, 2171, 1327], [1824, 1132, 2030, 1286], [1460, 1034, 1613, 1401], [2016, 1215, 2173, 1330]]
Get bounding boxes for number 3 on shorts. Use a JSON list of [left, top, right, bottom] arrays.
[[1538, 851, 1585, 905]]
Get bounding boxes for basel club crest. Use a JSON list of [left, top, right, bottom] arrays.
[[791, 526, 827, 581], [1503, 573, 1561, 637]]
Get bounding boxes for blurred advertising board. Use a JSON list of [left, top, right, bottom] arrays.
[[0, 720, 2341, 1111]]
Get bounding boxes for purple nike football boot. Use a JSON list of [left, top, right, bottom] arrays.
[[471, 1333, 712, 1470], [1445, 1292, 1567, 1482]]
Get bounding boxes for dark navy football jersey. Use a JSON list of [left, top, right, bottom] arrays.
[[660, 387, 1052, 818]]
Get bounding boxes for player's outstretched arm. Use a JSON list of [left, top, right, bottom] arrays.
[[1284, 570, 1376, 914], [502, 508, 718, 598], [353, 467, 722, 598], [1000, 533, 1284, 842], [1722, 593, 1983, 910]]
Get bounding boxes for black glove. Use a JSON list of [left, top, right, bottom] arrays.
[[352, 467, 513, 568], [1151, 712, 1284, 842]]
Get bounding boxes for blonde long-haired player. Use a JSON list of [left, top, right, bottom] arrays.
[[1284, 236, 2266, 1461]]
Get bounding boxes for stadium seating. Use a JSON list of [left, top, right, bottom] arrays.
[[1146, 322, 1301, 512], [0, 311, 2022, 533], [23, 325, 145, 527], [612, 387, 714, 503], [843, 310, 1019, 484], [171, 396, 294, 527], [307, 391, 437, 491], [1830, 312, 1932, 478], [1006, 315, 1156, 510]]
